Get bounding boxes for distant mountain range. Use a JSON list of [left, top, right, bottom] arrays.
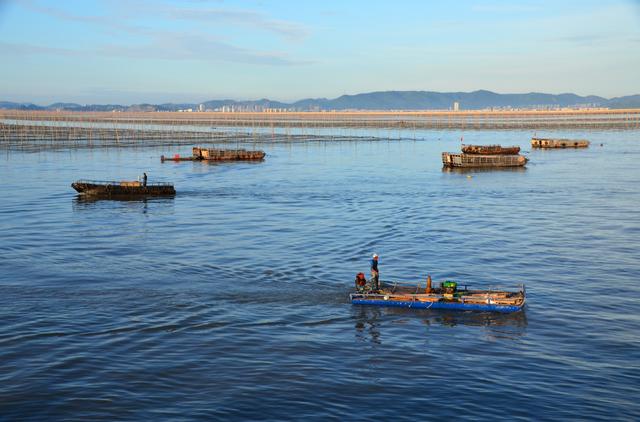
[[2, 90, 639, 112]]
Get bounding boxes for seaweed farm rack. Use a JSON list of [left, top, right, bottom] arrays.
[[2, 109, 640, 136]]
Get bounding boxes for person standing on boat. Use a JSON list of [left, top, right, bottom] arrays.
[[143, 172, 147, 187], [371, 253, 380, 291]]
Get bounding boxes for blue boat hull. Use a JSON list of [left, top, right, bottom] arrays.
[[351, 298, 523, 313]]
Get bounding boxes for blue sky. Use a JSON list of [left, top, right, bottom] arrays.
[[1, 0, 639, 104]]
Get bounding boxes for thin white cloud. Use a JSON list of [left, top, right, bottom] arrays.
[[17, 0, 309, 40], [0, 36, 311, 66], [9, 0, 311, 65], [547, 34, 614, 45], [97, 32, 312, 65], [8, 0, 308, 66], [17, 0, 112, 26], [0, 41, 83, 56], [470, 2, 540, 13], [165, 8, 309, 41]]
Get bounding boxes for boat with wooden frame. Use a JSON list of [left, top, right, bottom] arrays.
[[71, 180, 176, 197], [461, 144, 521, 155], [442, 152, 527, 168], [161, 147, 266, 162], [351, 276, 525, 313], [531, 137, 590, 148], [443, 143, 527, 168]]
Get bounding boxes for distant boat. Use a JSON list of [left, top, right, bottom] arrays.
[[531, 137, 590, 148], [351, 279, 526, 313], [443, 144, 527, 168], [161, 147, 266, 162], [71, 180, 175, 197], [442, 152, 527, 168], [461, 144, 521, 155]]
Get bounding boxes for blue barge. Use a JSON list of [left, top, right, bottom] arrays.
[[350, 279, 525, 313]]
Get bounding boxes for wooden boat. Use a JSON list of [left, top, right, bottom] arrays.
[[531, 137, 589, 148], [442, 152, 527, 168], [161, 147, 266, 162], [351, 278, 525, 313], [71, 180, 175, 197], [461, 144, 520, 155]]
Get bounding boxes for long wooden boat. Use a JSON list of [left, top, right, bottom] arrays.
[[194, 147, 265, 161], [461, 144, 520, 155], [442, 152, 527, 168], [161, 147, 266, 162], [531, 137, 589, 148], [351, 279, 525, 313], [71, 180, 175, 197]]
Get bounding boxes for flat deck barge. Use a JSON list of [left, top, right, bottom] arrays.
[[161, 147, 266, 162], [442, 152, 527, 168], [351, 279, 525, 313], [531, 137, 590, 148]]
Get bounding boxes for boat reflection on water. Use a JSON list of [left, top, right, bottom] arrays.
[[353, 305, 527, 344], [442, 166, 527, 174], [72, 195, 175, 214]]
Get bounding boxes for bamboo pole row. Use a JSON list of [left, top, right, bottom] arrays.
[[0, 122, 382, 151], [1, 109, 639, 130], [1, 109, 639, 151]]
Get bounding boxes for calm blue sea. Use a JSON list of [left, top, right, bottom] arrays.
[[1, 129, 639, 421]]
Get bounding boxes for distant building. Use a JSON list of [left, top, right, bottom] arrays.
[[198, 104, 205, 112], [453, 101, 460, 111]]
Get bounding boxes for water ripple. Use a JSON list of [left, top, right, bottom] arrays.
[[1, 131, 639, 420]]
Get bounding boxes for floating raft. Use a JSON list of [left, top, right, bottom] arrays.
[[71, 180, 175, 197], [461, 144, 521, 155], [161, 147, 266, 162], [442, 152, 527, 168], [531, 137, 590, 148], [351, 280, 526, 313]]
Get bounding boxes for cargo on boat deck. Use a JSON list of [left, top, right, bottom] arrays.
[[461, 144, 521, 155]]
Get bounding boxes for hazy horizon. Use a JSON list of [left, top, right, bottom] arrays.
[[1, 0, 639, 104], [3, 88, 637, 107]]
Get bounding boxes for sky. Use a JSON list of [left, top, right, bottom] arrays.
[[1, 0, 639, 104]]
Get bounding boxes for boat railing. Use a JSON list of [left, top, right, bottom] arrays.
[[74, 179, 174, 187]]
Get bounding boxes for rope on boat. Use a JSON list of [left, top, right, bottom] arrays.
[[407, 296, 434, 309]]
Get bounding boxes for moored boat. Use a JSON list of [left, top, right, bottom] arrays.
[[442, 152, 527, 168], [351, 277, 525, 313], [161, 147, 266, 162], [531, 137, 590, 148], [71, 180, 175, 197], [461, 144, 521, 155], [195, 147, 265, 161], [443, 143, 527, 168]]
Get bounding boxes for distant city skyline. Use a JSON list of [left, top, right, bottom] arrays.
[[1, 0, 639, 104]]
